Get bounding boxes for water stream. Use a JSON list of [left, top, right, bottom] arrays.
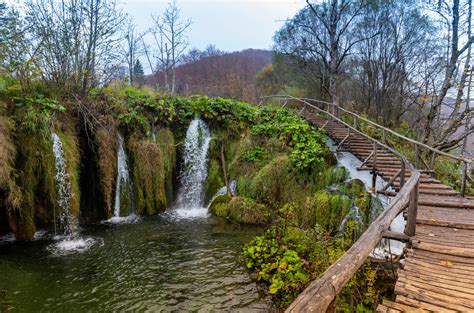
[[174, 117, 211, 218], [49, 132, 98, 256], [106, 134, 138, 224], [326, 138, 405, 256], [51, 132, 76, 237]]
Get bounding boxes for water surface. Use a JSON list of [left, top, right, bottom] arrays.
[[0, 214, 273, 312]]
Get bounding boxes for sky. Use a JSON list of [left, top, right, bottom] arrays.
[[123, 0, 305, 52]]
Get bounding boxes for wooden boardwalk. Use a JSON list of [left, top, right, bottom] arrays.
[[304, 114, 474, 311]]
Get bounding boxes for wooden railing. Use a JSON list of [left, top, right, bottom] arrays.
[[286, 172, 419, 312], [258, 95, 424, 312], [261, 95, 472, 197]]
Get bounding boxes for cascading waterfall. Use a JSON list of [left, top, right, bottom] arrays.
[[175, 118, 211, 216], [49, 132, 98, 256], [51, 132, 77, 237], [114, 134, 132, 217], [104, 134, 137, 224]]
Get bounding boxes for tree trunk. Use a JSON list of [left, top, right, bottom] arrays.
[[220, 143, 233, 196]]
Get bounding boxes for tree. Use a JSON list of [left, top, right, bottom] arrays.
[[133, 59, 145, 86], [0, 2, 37, 90], [121, 19, 144, 85], [151, 0, 191, 95], [24, 0, 125, 94], [354, 0, 439, 125], [422, 0, 474, 148], [275, 0, 372, 104]]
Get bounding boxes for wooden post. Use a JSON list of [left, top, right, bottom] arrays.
[[460, 160, 468, 197], [347, 127, 351, 149], [415, 144, 420, 169], [372, 142, 377, 193], [405, 180, 419, 237], [400, 161, 406, 188], [353, 116, 357, 128], [383, 129, 387, 144]]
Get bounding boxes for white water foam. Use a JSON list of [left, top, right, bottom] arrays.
[[103, 213, 141, 225], [173, 118, 212, 219], [47, 236, 103, 256], [51, 132, 77, 236], [326, 138, 405, 257]]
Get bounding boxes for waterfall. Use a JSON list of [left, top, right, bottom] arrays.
[[51, 132, 77, 237], [114, 134, 132, 217], [206, 181, 236, 210], [49, 132, 99, 255], [174, 118, 211, 216]]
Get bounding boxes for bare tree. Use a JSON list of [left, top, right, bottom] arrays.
[[151, 0, 191, 95], [24, 0, 125, 94], [275, 0, 374, 104], [423, 0, 474, 146], [120, 18, 144, 85]]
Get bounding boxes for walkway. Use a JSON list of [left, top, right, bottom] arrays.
[[303, 113, 474, 311]]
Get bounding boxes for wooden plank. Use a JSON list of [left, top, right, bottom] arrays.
[[412, 241, 474, 257], [395, 282, 474, 310], [404, 258, 474, 277], [395, 295, 458, 313], [406, 248, 474, 265], [398, 273, 474, 299], [399, 270, 474, 293], [401, 264, 474, 284], [418, 196, 474, 209], [381, 299, 425, 312]]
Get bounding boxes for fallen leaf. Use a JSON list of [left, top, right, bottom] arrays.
[[440, 260, 453, 266]]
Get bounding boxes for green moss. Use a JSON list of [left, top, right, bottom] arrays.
[[95, 120, 117, 217], [210, 196, 269, 225], [208, 194, 232, 217], [299, 191, 352, 233], [331, 167, 349, 184], [11, 127, 57, 240], [205, 159, 224, 201], [156, 128, 176, 205], [355, 191, 372, 225], [129, 137, 167, 215], [227, 197, 270, 224]]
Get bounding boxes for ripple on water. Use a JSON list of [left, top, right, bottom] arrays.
[[0, 217, 273, 311], [102, 214, 141, 225], [47, 236, 104, 257]]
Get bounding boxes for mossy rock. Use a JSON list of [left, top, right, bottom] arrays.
[[325, 151, 338, 166], [338, 179, 366, 197], [300, 190, 352, 233], [331, 167, 349, 185], [227, 197, 270, 225], [209, 194, 232, 217], [209, 195, 270, 225], [205, 159, 224, 202]]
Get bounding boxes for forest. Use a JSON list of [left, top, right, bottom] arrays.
[[0, 0, 473, 311]]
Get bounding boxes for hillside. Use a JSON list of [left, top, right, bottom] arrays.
[[147, 49, 272, 103]]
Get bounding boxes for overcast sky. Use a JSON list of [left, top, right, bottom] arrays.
[[123, 0, 305, 52]]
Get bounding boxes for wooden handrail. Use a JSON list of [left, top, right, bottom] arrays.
[[280, 96, 414, 170], [261, 95, 472, 164], [259, 95, 424, 311], [286, 171, 420, 313]]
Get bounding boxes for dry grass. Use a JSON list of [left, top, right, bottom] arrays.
[[95, 118, 117, 216], [129, 137, 166, 215], [0, 116, 16, 192]]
